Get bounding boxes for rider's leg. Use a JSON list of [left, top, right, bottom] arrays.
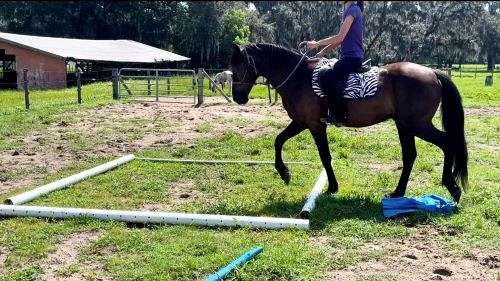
[[321, 57, 362, 125], [319, 59, 350, 124]]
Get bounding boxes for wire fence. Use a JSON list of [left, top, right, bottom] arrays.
[[0, 64, 496, 110], [0, 69, 114, 110]]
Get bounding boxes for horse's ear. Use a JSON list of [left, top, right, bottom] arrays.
[[232, 43, 241, 54], [232, 43, 243, 63]]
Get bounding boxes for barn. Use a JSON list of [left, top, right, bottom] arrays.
[[0, 32, 190, 89]]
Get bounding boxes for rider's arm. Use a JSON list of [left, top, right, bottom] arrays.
[[313, 15, 354, 50]]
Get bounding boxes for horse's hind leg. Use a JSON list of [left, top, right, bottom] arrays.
[[389, 126, 417, 198], [310, 126, 338, 193], [275, 121, 305, 184], [415, 125, 461, 202]]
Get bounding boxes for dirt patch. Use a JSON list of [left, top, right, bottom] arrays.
[[140, 203, 168, 212], [141, 179, 200, 212], [473, 143, 500, 154], [324, 228, 500, 281], [465, 107, 500, 117], [0, 97, 288, 195], [41, 231, 112, 281], [0, 247, 7, 275]]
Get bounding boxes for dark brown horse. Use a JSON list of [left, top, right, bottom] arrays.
[[229, 43, 468, 202]]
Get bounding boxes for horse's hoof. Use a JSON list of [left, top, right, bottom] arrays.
[[327, 185, 338, 194], [385, 192, 403, 198], [451, 189, 461, 203], [279, 169, 290, 185]]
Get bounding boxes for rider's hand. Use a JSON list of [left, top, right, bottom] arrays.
[[306, 40, 318, 50], [306, 58, 321, 69]]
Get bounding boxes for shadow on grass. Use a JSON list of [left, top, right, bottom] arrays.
[[260, 192, 457, 231], [308, 194, 385, 230]]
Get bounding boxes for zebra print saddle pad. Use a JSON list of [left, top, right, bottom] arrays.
[[312, 58, 380, 99]]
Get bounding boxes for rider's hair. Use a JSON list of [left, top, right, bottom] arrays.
[[357, 1, 364, 12]]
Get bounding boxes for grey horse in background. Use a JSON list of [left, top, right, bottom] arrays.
[[210, 70, 233, 93]]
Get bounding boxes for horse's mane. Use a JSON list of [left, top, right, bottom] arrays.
[[244, 43, 310, 76], [244, 43, 302, 59]]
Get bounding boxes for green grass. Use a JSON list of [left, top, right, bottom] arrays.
[[0, 70, 498, 280], [0, 82, 115, 150], [449, 72, 499, 107], [0, 116, 498, 280]]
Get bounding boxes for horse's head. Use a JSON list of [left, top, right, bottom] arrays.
[[230, 44, 258, 104]]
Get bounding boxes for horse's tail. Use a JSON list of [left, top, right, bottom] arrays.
[[434, 70, 468, 191]]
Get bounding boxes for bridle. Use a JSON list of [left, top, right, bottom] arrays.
[[232, 42, 315, 89]]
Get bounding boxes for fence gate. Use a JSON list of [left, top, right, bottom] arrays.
[[118, 68, 197, 104]]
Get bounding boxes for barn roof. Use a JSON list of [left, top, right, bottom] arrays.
[[0, 32, 190, 63]]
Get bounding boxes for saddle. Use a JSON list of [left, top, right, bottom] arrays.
[[334, 59, 371, 92], [311, 58, 380, 100]]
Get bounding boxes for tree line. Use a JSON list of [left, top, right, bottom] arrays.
[[0, 1, 498, 70]]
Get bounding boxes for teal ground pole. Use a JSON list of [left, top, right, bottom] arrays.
[[204, 246, 263, 281]]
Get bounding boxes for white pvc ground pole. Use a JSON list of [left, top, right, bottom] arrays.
[[299, 169, 328, 219], [0, 205, 309, 230], [5, 154, 135, 205]]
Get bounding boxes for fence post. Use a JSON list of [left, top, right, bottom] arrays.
[[195, 68, 204, 107], [77, 71, 82, 104], [192, 72, 196, 105], [147, 70, 151, 95], [155, 70, 159, 102], [23, 69, 30, 109], [267, 84, 272, 104], [167, 77, 170, 95], [112, 69, 119, 100]]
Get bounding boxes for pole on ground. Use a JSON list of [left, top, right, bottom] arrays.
[[23, 69, 29, 109], [0, 205, 309, 230], [204, 247, 263, 281], [5, 154, 135, 205], [112, 69, 119, 100], [77, 70, 82, 104], [299, 169, 328, 219]]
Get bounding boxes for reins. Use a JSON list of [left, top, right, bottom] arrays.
[[232, 42, 315, 89], [274, 42, 311, 89]]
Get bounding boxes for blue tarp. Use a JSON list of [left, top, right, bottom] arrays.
[[382, 194, 457, 218]]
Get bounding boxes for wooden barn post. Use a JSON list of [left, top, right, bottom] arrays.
[[23, 69, 29, 109], [112, 69, 119, 99], [77, 71, 82, 104], [147, 70, 151, 95], [196, 68, 204, 107]]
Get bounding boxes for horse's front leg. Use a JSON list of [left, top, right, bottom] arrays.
[[310, 125, 338, 193], [275, 121, 305, 184]]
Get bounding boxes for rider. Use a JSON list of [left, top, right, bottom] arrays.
[[306, 1, 364, 125]]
